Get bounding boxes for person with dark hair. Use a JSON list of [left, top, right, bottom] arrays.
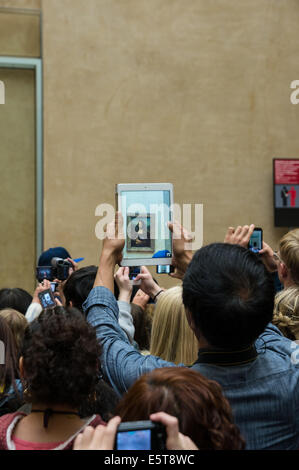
[[182, 243, 274, 349], [82, 216, 299, 450], [63, 266, 98, 312], [0, 289, 32, 316], [64, 266, 135, 343], [114, 367, 244, 450], [0, 317, 23, 417], [0, 307, 105, 450]]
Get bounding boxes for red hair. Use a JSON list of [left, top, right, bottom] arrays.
[[115, 367, 245, 450]]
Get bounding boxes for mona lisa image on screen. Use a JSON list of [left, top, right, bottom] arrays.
[[126, 213, 156, 252]]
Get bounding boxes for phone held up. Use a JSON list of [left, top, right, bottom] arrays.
[[129, 267, 141, 286], [248, 227, 263, 254], [114, 420, 166, 451], [38, 289, 56, 309], [156, 265, 175, 275]]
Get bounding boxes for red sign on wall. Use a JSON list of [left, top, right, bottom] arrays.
[[275, 159, 299, 184]]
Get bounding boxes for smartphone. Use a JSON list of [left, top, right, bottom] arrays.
[[116, 183, 173, 267], [248, 228, 263, 253], [114, 421, 166, 451], [38, 289, 56, 309], [129, 267, 141, 286], [50, 282, 58, 293], [156, 265, 175, 275]]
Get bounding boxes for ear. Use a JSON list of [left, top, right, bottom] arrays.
[[69, 301, 73, 307], [278, 262, 289, 281]]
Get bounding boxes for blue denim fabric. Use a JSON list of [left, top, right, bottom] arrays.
[[84, 286, 299, 450]]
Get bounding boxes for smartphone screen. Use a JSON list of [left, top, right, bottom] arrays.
[[117, 185, 173, 266], [156, 265, 174, 274], [116, 429, 152, 451], [38, 289, 56, 309], [129, 267, 141, 281], [248, 228, 263, 253]]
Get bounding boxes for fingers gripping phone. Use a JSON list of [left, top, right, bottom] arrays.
[[248, 228, 263, 254]]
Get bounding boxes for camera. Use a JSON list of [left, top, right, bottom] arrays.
[[36, 257, 72, 282], [115, 420, 166, 451]]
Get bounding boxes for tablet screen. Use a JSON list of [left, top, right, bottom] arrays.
[[119, 188, 172, 265]]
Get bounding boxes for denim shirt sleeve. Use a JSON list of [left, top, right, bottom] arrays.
[[83, 286, 177, 396]]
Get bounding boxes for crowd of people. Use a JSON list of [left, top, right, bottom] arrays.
[[0, 219, 299, 450]]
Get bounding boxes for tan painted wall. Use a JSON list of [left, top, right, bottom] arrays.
[[42, 1, 299, 285]]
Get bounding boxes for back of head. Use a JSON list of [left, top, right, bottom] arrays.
[[0, 288, 32, 315], [183, 243, 275, 349], [63, 266, 98, 312], [279, 229, 299, 285], [21, 307, 101, 408], [115, 367, 245, 450], [273, 287, 299, 340], [0, 316, 19, 396], [38, 247, 71, 267], [63, 265, 127, 311], [150, 286, 198, 365], [0, 309, 28, 356]]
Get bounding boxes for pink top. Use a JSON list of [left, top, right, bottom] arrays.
[[12, 436, 64, 450]]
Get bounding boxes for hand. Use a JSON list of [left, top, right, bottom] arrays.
[[150, 412, 198, 451], [32, 280, 52, 304], [135, 266, 162, 299], [132, 289, 150, 310], [114, 267, 133, 303], [102, 212, 125, 265], [94, 214, 125, 292], [259, 242, 278, 272], [168, 221, 193, 280], [73, 416, 121, 450], [67, 258, 78, 277], [224, 224, 255, 249]]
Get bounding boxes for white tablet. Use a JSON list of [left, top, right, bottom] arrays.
[[116, 183, 174, 267]]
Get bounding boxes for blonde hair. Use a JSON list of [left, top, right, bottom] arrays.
[[273, 287, 299, 340], [0, 309, 28, 356], [150, 286, 198, 365], [279, 229, 299, 285]]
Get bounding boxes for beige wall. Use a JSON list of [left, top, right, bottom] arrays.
[[40, 1, 299, 285]]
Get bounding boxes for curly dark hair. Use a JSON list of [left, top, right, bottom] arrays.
[[115, 367, 245, 450], [21, 307, 102, 408]]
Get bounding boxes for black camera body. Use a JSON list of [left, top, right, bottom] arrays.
[[114, 420, 166, 451], [36, 258, 72, 282]]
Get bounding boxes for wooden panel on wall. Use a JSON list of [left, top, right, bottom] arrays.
[[0, 10, 40, 57], [42, 0, 299, 287]]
